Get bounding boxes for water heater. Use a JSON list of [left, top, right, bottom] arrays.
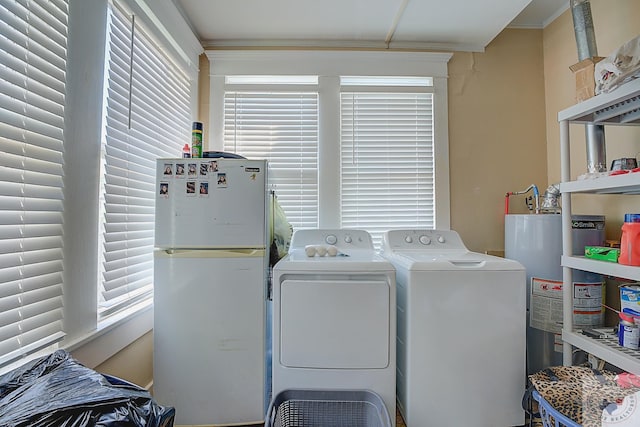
[[505, 214, 605, 375]]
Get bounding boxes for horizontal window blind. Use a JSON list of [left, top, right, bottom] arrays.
[[99, 2, 191, 320], [223, 91, 319, 230], [340, 92, 434, 248], [0, 0, 68, 366]]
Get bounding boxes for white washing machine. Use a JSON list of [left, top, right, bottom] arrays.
[[381, 229, 526, 427], [272, 229, 396, 424]]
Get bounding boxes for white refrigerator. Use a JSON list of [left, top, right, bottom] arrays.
[[153, 157, 269, 426]]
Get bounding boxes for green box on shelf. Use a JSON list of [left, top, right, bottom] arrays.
[[584, 246, 620, 262]]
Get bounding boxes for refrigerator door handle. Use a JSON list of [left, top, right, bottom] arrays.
[[155, 249, 266, 258]]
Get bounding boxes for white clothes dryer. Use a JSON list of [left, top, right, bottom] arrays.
[[272, 229, 396, 424], [381, 229, 526, 427]]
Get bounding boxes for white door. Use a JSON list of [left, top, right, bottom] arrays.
[[155, 159, 267, 248], [153, 249, 267, 425], [279, 279, 390, 369]]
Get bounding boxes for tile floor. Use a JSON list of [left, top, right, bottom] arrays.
[[233, 409, 536, 427], [393, 411, 534, 427], [239, 408, 407, 426]]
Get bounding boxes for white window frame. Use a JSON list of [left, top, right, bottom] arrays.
[[207, 50, 452, 230], [57, 0, 201, 369], [97, 0, 193, 323]]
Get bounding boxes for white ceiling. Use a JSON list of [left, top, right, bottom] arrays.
[[175, 0, 569, 52]]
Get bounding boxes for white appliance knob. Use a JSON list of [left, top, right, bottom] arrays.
[[316, 246, 327, 256], [438, 235, 445, 243], [327, 245, 338, 256], [419, 235, 431, 245], [405, 236, 413, 243], [305, 245, 316, 257], [326, 235, 337, 245], [344, 235, 352, 243]]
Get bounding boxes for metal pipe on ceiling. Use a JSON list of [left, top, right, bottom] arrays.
[[385, 0, 409, 47]]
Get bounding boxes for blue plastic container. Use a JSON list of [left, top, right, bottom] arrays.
[[532, 390, 581, 427], [624, 214, 640, 223]]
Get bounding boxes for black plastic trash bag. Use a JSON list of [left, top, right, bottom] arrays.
[[0, 349, 174, 427]]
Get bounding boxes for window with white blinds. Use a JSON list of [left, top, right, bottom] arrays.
[[340, 91, 434, 248], [223, 91, 319, 230], [0, 0, 68, 366], [99, 2, 191, 320]]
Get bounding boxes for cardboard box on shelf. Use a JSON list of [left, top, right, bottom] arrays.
[[585, 245, 619, 262], [570, 56, 605, 102]]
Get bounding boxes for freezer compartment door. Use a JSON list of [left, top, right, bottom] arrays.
[[153, 250, 267, 425], [279, 279, 390, 369], [155, 158, 267, 248]]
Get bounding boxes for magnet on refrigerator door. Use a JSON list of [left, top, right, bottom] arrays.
[[199, 182, 209, 196], [175, 163, 185, 178], [159, 182, 169, 198], [186, 181, 196, 196]]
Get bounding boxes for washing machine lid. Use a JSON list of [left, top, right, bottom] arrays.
[[392, 250, 523, 271]]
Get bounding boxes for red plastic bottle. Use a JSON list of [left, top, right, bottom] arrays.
[[619, 214, 640, 266]]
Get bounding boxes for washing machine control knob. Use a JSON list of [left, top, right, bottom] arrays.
[[344, 235, 352, 243], [437, 235, 446, 243], [405, 236, 413, 243], [325, 234, 337, 245], [419, 235, 431, 245]]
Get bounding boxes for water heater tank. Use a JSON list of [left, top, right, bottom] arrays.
[[505, 214, 605, 375]]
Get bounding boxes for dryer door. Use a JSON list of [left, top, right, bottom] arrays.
[[280, 279, 390, 369]]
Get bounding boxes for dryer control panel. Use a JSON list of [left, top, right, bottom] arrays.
[[382, 229, 468, 252], [290, 229, 374, 251]]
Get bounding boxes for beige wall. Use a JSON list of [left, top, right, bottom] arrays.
[[451, 0, 640, 251], [198, 53, 211, 148], [542, 0, 640, 323], [543, 0, 640, 239], [91, 331, 153, 388], [448, 29, 547, 253]]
